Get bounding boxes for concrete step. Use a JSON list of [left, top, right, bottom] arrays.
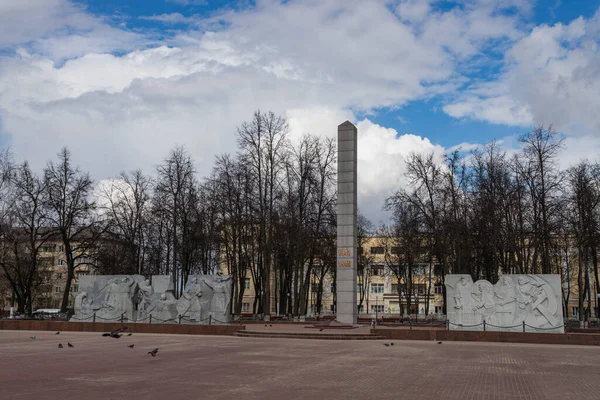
[[233, 330, 385, 340]]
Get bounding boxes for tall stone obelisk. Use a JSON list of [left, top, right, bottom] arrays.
[[336, 121, 357, 324]]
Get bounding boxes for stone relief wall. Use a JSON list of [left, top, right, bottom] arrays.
[[71, 274, 232, 324], [445, 274, 564, 333]]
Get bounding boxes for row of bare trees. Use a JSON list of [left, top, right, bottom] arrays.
[[382, 126, 599, 320], [0, 111, 338, 317], [1, 118, 597, 320]]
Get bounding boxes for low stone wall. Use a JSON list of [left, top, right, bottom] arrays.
[[0, 320, 245, 336], [373, 327, 600, 346]]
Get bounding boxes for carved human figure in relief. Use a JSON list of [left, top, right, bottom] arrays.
[[99, 278, 120, 310], [493, 276, 517, 326], [453, 277, 471, 310], [205, 275, 232, 315], [137, 279, 154, 312], [176, 277, 203, 320], [472, 281, 496, 324], [516, 276, 558, 327], [74, 291, 93, 316]]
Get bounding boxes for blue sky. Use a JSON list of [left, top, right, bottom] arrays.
[[0, 0, 599, 221], [68, 0, 600, 148]]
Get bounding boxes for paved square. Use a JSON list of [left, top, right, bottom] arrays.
[[1, 330, 599, 399]]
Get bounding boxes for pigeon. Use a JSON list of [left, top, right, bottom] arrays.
[[128, 344, 135, 348], [127, 333, 132, 336], [319, 328, 324, 331], [55, 331, 60, 335], [58, 343, 63, 348], [437, 341, 442, 344], [269, 324, 272, 327], [30, 336, 36, 340], [148, 348, 159, 357], [68, 342, 74, 348], [110, 333, 122, 339], [383, 343, 390, 347], [264, 324, 267, 327], [390, 343, 394, 346]]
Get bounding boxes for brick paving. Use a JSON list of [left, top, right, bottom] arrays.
[[1, 330, 599, 400]]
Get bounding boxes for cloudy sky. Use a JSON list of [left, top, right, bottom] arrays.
[[1, 0, 599, 223]]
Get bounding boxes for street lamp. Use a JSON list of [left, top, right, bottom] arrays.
[[401, 291, 405, 318], [414, 292, 419, 322]]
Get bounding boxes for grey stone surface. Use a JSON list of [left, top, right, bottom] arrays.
[[337, 203, 355, 215], [71, 275, 144, 322], [338, 182, 355, 194], [336, 236, 355, 248], [337, 224, 354, 238], [72, 274, 232, 324], [336, 121, 358, 324], [337, 214, 354, 226], [338, 141, 355, 152], [338, 150, 356, 162], [337, 161, 356, 172], [445, 274, 564, 333]]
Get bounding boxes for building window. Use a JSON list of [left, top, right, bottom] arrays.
[[414, 284, 426, 295], [56, 272, 62, 280], [39, 258, 54, 266], [70, 285, 79, 293], [572, 307, 579, 317], [357, 283, 363, 294], [391, 284, 398, 294], [371, 266, 384, 276], [390, 247, 400, 254], [77, 271, 89, 278], [58, 260, 64, 266], [371, 283, 384, 294], [370, 247, 384, 255], [371, 305, 384, 313], [434, 285, 443, 294], [57, 245, 64, 252], [311, 283, 319, 293], [41, 245, 55, 253], [55, 287, 61, 293], [244, 278, 250, 290], [242, 303, 250, 312], [435, 306, 443, 314]]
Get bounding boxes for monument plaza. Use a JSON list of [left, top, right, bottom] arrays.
[[1, 330, 599, 400]]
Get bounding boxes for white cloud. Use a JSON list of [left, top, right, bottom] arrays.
[[356, 119, 445, 223], [166, 0, 208, 5], [443, 10, 600, 135], [3, 0, 593, 222], [140, 13, 199, 24], [0, 0, 144, 61]]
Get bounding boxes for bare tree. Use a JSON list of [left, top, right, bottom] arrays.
[[356, 212, 374, 313], [154, 146, 197, 295], [99, 170, 151, 275], [237, 111, 288, 318], [0, 162, 52, 314], [44, 148, 102, 312], [519, 125, 564, 274]]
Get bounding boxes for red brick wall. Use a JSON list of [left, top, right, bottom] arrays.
[[0, 320, 245, 336], [372, 328, 600, 346]]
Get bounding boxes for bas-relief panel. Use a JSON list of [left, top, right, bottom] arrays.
[[71, 274, 232, 325], [445, 274, 564, 333]]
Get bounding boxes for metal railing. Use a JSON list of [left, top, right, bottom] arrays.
[[68, 312, 233, 325]]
